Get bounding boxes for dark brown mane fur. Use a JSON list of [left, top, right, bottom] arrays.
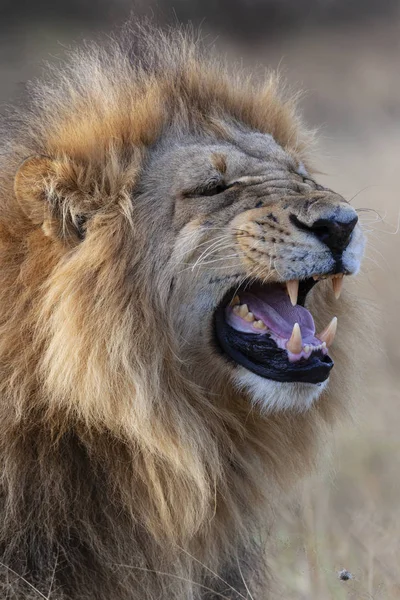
[[0, 24, 360, 599]]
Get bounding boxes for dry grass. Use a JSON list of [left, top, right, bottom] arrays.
[[262, 22, 400, 600]]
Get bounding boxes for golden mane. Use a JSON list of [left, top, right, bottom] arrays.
[[0, 24, 361, 599]]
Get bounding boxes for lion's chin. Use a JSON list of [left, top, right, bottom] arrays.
[[233, 366, 329, 412]]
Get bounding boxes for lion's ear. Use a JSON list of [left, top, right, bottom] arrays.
[[14, 155, 86, 241], [14, 155, 56, 226]]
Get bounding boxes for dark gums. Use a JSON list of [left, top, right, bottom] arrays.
[[214, 308, 334, 384]]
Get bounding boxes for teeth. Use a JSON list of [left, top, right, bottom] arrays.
[[232, 303, 256, 324], [286, 322, 302, 354], [254, 320, 267, 330], [286, 280, 299, 306], [332, 274, 344, 299], [318, 317, 337, 347], [230, 295, 240, 306], [313, 274, 329, 281], [304, 345, 310, 353], [313, 273, 345, 298], [238, 304, 249, 318], [244, 312, 255, 322]]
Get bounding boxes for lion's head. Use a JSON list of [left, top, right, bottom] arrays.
[[152, 127, 364, 412], [9, 30, 364, 421], [0, 25, 365, 599]]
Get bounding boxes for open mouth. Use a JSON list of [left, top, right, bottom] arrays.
[[214, 275, 343, 384]]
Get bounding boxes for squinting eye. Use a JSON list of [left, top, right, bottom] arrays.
[[199, 182, 229, 197], [183, 180, 230, 199]]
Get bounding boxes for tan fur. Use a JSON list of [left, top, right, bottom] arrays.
[[0, 24, 363, 599]]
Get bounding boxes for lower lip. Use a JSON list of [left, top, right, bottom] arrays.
[[214, 308, 334, 384]]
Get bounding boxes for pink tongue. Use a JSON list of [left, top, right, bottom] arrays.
[[240, 287, 316, 341]]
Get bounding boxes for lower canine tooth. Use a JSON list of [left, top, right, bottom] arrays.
[[244, 312, 255, 322], [304, 345, 310, 353], [286, 322, 302, 354], [332, 274, 344, 299], [254, 320, 266, 330], [318, 317, 337, 347]]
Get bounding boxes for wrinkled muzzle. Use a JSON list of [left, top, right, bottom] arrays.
[[214, 189, 364, 384]]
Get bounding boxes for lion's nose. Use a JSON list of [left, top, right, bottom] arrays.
[[290, 211, 358, 255]]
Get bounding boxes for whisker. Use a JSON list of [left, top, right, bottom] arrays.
[[180, 238, 246, 273], [194, 242, 236, 269], [357, 207, 400, 235], [198, 264, 249, 272], [356, 207, 385, 218], [179, 249, 240, 274], [177, 234, 232, 258], [364, 248, 390, 271], [362, 255, 383, 270], [196, 254, 241, 266], [191, 238, 234, 271], [348, 185, 379, 204], [229, 272, 255, 305], [175, 235, 232, 263], [177, 261, 247, 276]]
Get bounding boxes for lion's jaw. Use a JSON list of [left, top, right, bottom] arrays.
[[159, 127, 365, 412]]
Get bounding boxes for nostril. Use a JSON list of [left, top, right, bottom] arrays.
[[309, 224, 331, 245], [290, 213, 358, 254]]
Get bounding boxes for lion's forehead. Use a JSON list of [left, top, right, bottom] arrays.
[[149, 129, 300, 192]]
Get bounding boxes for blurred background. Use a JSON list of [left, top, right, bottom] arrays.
[[1, 1, 399, 598]]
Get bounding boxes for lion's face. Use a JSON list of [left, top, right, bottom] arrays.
[[12, 83, 365, 417], [140, 126, 364, 411]]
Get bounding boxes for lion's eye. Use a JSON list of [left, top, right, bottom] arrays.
[[199, 182, 229, 197], [184, 180, 229, 198]]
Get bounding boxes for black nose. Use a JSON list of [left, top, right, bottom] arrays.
[[290, 213, 358, 254]]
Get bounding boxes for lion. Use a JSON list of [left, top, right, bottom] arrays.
[[0, 25, 365, 599]]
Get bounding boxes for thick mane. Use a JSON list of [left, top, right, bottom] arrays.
[[3, 25, 312, 162], [0, 25, 359, 599]]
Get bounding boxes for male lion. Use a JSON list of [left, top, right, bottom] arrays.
[[0, 25, 364, 599]]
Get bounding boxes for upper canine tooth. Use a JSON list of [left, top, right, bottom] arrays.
[[318, 317, 337, 347], [286, 280, 299, 306], [286, 322, 302, 354], [332, 274, 344, 299], [244, 312, 255, 322], [231, 295, 240, 306], [238, 304, 249, 318]]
